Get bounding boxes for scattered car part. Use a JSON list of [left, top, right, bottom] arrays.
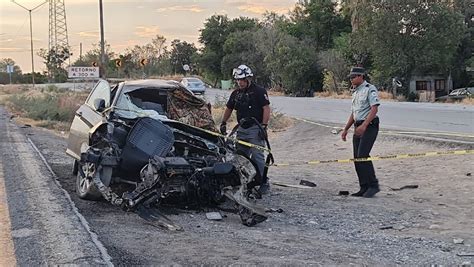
[[299, 179, 317, 187]]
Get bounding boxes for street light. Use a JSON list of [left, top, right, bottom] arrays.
[[11, 0, 48, 88]]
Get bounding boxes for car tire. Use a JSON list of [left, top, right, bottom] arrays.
[[72, 160, 79, 175], [76, 162, 102, 200]]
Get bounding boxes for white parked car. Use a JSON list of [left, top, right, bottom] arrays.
[[180, 77, 206, 95], [436, 87, 473, 101]]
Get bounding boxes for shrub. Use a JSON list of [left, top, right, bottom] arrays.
[[407, 92, 419, 102], [268, 108, 292, 131], [45, 85, 67, 94], [6, 92, 86, 123]]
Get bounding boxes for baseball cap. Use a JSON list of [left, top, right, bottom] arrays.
[[348, 67, 366, 78]]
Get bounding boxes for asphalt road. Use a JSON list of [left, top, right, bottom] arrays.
[[204, 88, 474, 136], [0, 107, 111, 265]]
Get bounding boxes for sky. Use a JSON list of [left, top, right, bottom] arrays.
[[0, 0, 298, 73]]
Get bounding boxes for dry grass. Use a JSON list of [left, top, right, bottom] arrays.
[[396, 94, 407, 101], [0, 84, 30, 95], [267, 89, 285, 96], [315, 90, 396, 101], [378, 91, 396, 100], [460, 97, 474, 105], [14, 116, 71, 133], [1, 84, 87, 132], [315, 90, 352, 99]]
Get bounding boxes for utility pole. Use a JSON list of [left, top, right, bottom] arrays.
[[12, 0, 48, 89], [99, 0, 106, 78]]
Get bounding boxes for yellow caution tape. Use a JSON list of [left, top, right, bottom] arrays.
[[101, 106, 271, 153], [180, 122, 271, 153], [273, 150, 474, 167]]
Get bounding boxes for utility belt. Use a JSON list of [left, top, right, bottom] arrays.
[[355, 117, 379, 127], [239, 117, 260, 129]]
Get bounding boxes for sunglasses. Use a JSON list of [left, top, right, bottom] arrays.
[[349, 75, 361, 80]]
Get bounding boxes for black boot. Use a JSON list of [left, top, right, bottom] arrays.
[[351, 187, 368, 197], [363, 186, 380, 198], [258, 182, 270, 195]]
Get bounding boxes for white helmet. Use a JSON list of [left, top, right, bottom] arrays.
[[232, 64, 253, 79]]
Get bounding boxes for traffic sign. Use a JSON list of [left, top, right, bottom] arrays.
[[92, 62, 98, 67], [140, 58, 148, 66], [6, 65, 14, 73], [68, 67, 99, 78], [115, 59, 122, 68]]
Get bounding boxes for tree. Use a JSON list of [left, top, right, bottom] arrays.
[[265, 35, 321, 95], [317, 49, 350, 92], [170, 40, 197, 75], [38, 46, 71, 82], [449, 0, 474, 87], [255, 13, 292, 88], [151, 35, 167, 60], [198, 15, 230, 84], [350, 0, 465, 91], [0, 58, 21, 84], [220, 30, 269, 86], [0, 58, 21, 74], [198, 15, 259, 84], [287, 0, 351, 50]]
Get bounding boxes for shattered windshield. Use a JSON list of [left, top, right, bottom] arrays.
[[114, 91, 168, 121]]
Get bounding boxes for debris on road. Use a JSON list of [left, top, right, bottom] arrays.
[[299, 179, 317, 187], [265, 208, 283, 213], [338, 191, 349, 196], [457, 252, 474, 257], [389, 184, 419, 191], [206, 212, 223, 221], [271, 181, 315, 189]]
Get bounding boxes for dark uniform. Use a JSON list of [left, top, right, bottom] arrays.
[[226, 83, 270, 180], [351, 80, 380, 191]]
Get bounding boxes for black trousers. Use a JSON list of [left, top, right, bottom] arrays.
[[352, 119, 379, 188]]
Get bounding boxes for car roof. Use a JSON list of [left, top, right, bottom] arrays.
[[120, 79, 182, 93], [123, 79, 180, 88]]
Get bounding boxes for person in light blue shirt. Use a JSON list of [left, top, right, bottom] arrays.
[[341, 67, 381, 198]]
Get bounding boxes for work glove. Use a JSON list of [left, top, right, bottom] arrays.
[[220, 123, 227, 135]]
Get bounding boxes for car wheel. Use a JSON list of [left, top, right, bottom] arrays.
[[76, 162, 102, 200]]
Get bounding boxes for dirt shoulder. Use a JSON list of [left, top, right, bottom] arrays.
[[18, 119, 474, 265]]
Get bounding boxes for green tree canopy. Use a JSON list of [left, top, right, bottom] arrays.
[[287, 0, 351, 50], [351, 0, 465, 85], [170, 39, 197, 75]]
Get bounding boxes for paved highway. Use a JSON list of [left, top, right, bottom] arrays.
[[204, 88, 474, 136]]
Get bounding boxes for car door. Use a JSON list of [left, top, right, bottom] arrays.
[[66, 79, 111, 159]]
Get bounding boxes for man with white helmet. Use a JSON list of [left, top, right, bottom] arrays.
[[220, 64, 271, 194]]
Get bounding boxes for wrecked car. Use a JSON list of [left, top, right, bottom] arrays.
[[66, 79, 270, 229]]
